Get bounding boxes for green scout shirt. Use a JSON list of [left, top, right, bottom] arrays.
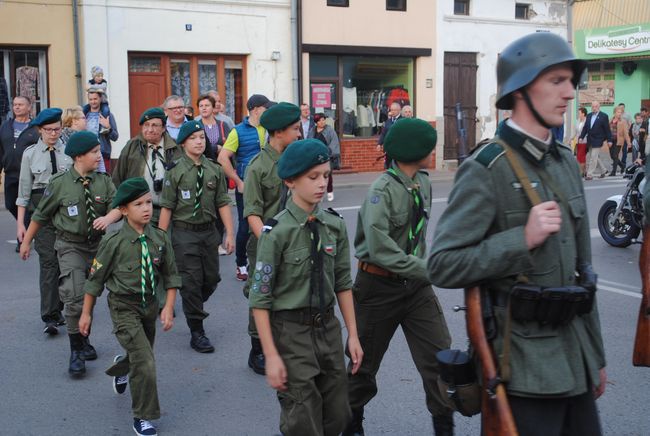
[[243, 145, 286, 221], [17, 138, 72, 208], [112, 132, 182, 188], [428, 122, 606, 398], [84, 221, 182, 297], [32, 167, 116, 240], [249, 199, 353, 311], [354, 164, 432, 281], [159, 154, 230, 225]]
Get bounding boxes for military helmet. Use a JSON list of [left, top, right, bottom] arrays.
[[496, 32, 587, 110]]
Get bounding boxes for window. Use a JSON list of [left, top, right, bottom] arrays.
[[0, 47, 48, 117], [327, 0, 349, 6], [578, 61, 615, 106], [386, 0, 406, 11], [454, 0, 469, 15], [515, 3, 530, 20]]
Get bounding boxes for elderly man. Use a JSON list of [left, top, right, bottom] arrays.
[[208, 90, 235, 129], [401, 105, 414, 118], [163, 95, 188, 141], [299, 103, 314, 138], [112, 107, 182, 223], [377, 102, 402, 168], [580, 101, 612, 180]]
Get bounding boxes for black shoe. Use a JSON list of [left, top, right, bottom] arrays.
[[112, 355, 128, 394], [69, 350, 86, 376], [190, 331, 215, 353], [43, 321, 58, 335], [81, 336, 97, 361], [133, 418, 157, 436], [248, 348, 266, 375], [342, 408, 365, 436], [55, 312, 66, 326], [609, 171, 617, 176], [433, 414, 454, 436]]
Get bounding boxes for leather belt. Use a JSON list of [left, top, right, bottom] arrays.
[[173, 221, 214, 232], [272, 307, 334, 327], [358, 261, 400, 279], [57, 230, 101, 243]]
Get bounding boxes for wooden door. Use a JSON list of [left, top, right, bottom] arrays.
[[443, 52, 478, 161], [128, 74, 165, 137]]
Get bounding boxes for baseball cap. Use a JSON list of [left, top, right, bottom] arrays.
[[246, 94, 274, 111]]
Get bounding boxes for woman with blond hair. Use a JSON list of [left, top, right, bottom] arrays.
[[61, 106, 106, 172]]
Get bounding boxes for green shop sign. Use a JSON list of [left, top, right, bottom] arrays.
[[576, 23, 650, 59]]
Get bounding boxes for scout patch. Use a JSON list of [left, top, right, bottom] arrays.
[[370, 195, 380, 204], [181, 190, 191, 199], [95, 195, 102, 202], [260, 285, 270, 294], [324, 245, 334, 254], [165, 179, 171, 186], [67, 205, 79, 217], [153, 257, 161, 266], [207, 181, 216, 189], [512, 181, 539, 190], [262, 264, 273, 274], [255, 261, 263, 271], [90, 258, 103, 275], [261, 274, 271, 283]]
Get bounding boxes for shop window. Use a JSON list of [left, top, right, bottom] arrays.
[[578, 61, 615, 107], [0, 47, 48, 117], [515, 3, 530, 20], [327, 0, 349, 7], [454, 0, 470, 15], [310, 55, 338, 77], [387, 0, 406, 12]]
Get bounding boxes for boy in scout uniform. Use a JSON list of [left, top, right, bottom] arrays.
[[243, 102, 301, 375], [158, 121, 235, 353], [344, 118, 454, 436], [250, 138, 363, 436], [80, 177, 181, 436], [428, 33, 606, 435], [20, 131, 122, 376], [16, 108, 72, 335]]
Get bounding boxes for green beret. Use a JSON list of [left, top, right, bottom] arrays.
[[30, 108, 63, 127], [139, 107, 166, 125], [111, 177, 150, 208], [260, 102, 301, 131], [278, 139, 330, 180], [384, 118, 437, 163], [65, 131, 100, 157], [176, 120, 204, 144]]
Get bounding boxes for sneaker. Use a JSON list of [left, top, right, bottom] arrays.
[[112, 355, 128, 394], [133, 418, 157, 436], [43, 321, 58, 335], [327, 192, 334, 202], [218, 245, 228, 256], [236, 265, 248, 281]]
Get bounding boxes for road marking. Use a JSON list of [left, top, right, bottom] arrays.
[[598, 284, 641, 299], [584, 183, 628, 190], [600, 279, 640, 291]]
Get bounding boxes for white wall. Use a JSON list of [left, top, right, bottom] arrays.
[[436, 0, 568, 166], [80, 0, 293, 157]]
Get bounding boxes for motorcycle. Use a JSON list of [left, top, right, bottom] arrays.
[[598, 163, 645, 247]]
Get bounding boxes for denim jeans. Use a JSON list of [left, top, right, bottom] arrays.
[[235, 191, 249, 267]]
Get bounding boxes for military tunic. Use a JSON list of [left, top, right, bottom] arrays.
[[349, 164, 452, 418], [159, 154, 230, 330], [428, 122, 606, 400], [31, 167, 116, 333], [17, 138, 72, 323], [250, 199, 353, 436], [85, 221, 181, 420]]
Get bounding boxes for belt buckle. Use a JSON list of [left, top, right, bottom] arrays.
[[312, 313, 322, 326]]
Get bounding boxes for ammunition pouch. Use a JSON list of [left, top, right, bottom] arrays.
[[509, 283, 593, 326], [435, 349, 481, 417]]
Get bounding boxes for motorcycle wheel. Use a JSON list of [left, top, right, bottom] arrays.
[[598, 200, 640, 247]]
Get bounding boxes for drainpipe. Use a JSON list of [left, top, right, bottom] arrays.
[[72, 0, 83, 105], [291, 0, 300, 104]]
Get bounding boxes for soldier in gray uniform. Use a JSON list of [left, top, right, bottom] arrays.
[[428, 33, 606, 436]]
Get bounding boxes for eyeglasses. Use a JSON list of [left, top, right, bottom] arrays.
[[42, 127, 62, 134], [166, 106, 185, 111]]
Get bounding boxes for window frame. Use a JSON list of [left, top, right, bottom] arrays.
[[515, 3, 530, 20], [453, 0, 470, 16], [386, 0, 406, 12], [326, 0, 349, 7]]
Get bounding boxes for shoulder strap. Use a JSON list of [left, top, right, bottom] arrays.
[[492, 137, 541, 206]]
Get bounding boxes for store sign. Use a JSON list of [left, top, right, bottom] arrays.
[[311, 84, 332, 109], [586, 30, 650, 55]]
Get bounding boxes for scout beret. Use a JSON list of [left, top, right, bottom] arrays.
[[111, 177, 150, 208], [260, 102, 301, 131], [176, 120, 204, 145], [65, 131, 100, 157], [246, 94, 274, 111], [384, 118, 437, 163], [139, 107, 166, 125], [278, 139, 330, 180], [30, 108, 63, 127]]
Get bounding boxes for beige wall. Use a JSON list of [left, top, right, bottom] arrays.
[[0, 0, 79, 109], [301, 0, 436, 121]]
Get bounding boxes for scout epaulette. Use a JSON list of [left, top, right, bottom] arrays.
[[473, 141, 505, 168], [262, 218, 278, 233], [417, 169, 429, 176], [325, 207, 342, 218]]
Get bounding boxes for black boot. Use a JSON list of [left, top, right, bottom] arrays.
[[68, 334, 86, 377], [248, 337, 265, 375], [190, 329, 215, 353], [433, 414, 454, 436], [81, 335, 97, 360], [342, 408, 365, 436]]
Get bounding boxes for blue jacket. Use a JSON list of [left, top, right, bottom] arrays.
[[83, 105, 119, 157], [579, 111, 612, 149]]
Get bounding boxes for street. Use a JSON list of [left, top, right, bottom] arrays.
[[1, 173, 649, 435]]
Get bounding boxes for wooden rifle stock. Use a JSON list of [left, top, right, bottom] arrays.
[[465, 286, 518, 435], [633, 226, 650, 366]]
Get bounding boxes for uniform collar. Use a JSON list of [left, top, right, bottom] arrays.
[[264, 143, 281, 162], [500, 120, 560, 164], [39, 138, 63, 152], [70, 166, 96, 181], [181, 153, 206, 167], [286, 198, 323, 225], [388, 163, 419, 190], [121, 221, 154, 244]]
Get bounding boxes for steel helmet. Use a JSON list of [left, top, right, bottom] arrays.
[[496, 32, 587, 110]]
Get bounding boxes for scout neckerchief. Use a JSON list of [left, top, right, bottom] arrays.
[[77, 176, 96, 237], [306, 214, 326, 326], [192, 163, 204, 217], [149, 144, 165, 176], [139, 234, 156, 307], [385, 167, 425, 256], [46, 145, 58, 175]]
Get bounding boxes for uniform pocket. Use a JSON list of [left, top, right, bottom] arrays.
[[568, 195, 586, 219], [389, 212, 409, 228], [504, 209, 529, 228]]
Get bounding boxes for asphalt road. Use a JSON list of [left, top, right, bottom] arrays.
[[1, 174, 648, 435]]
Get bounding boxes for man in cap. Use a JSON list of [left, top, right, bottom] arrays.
[[242, 102, 301, 374], [428, 33, 606, 435], [344, 118, 454, 436], [217, 94, 273, 282]]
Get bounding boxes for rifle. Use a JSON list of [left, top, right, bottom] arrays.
[[455, 102, 469, 165], [633, 226, 650, 366]]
